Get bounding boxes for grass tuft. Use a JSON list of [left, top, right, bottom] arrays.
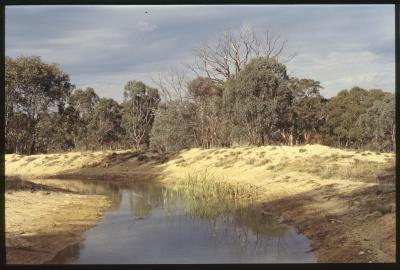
[[169, 170, 261, 218]]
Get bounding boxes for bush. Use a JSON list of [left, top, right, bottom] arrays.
[[150, 101, 197, 152]]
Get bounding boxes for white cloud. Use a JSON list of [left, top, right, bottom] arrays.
[[288, 49, 394, 97]]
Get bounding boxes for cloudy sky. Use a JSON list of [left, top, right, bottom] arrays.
[[6, 5, 395, 101]]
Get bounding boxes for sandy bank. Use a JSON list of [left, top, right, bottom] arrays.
[[5, 150, 164, 180], [5, 179, 111, 264]]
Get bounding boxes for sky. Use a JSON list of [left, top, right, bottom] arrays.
[[5, 5, 395, 101]]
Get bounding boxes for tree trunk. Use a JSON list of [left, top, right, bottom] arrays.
[[29, 139, 36, 155], [392, 124, 396, 151]]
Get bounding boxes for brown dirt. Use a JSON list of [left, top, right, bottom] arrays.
[[259, 184, 395, 262], [5, 179, 111, 264]]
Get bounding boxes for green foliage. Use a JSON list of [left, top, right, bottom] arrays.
[[5, 55, 74, 154], [289, 78, 327, 144], [223, 57, 293, 145], [357, 93, 395, 152], [321, 87, 385, 148], [34, 108, 79, 153], [188, 77, 225, 148], [150, 101, 197, 152], [87, 98, 124, 149], [121, 80, 160, 150], [68, 87, 99, 119], [187, 77, 223, 99], [68, 87, 100, 149], [5, 54, 395, 154]]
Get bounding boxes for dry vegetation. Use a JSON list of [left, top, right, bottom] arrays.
[[5, 144, 396, 263], [5, 150, 164, 180], [161, 144, 394, 184], [159, 144, 395, 262]]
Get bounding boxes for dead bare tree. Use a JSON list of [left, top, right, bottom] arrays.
[[150, 66, 200, 148], [150, 66, 192, 103], [189, 23, 297, 84]]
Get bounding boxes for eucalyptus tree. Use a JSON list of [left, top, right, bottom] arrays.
[[34, 107, 80, 153], [288, 78, 326, 144], [68, 87, 100, 149], [357, 93, 395, 152], [69, 87, 99, 119], [187, 77, 224, 148], [150, 101, 198, 152], [321, 87, 385, 148], [121, 81, 160, 150], [87, 98, 123, 149], [5, 55, 74, 154], [223, 57, 294, 146]]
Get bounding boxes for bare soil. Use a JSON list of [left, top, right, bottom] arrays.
[[260, 183, 395, 262]]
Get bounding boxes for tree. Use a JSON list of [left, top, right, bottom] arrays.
[[357, 93, 395, 152], [34, 107, 80, 153], [190, 24, 296, 84], [289, 78, 326, 144], [121, 81, 160, 150], [68, 87, 99, 119], [87, 98, 123, 149], [150, 101, 198, 152], [321, 87, 385, 148], [5, 55, 74, 154], [187, 77, 224, 148], [223, 57, 293, 146], [151, 66, 191, 103], [68, 87, 100, 149]]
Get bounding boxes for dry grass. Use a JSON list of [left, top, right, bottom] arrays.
[[308, 160, 394, 182], [255, 158, 271, 167], [245, 158, 257, 165], [5, 150, 131, 177], [161, 144, 395, 194], [169, 170, 262, 218], [159, 144, 395, 262]]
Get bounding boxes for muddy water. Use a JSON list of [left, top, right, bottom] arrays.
[[44, 179, 315, 264]]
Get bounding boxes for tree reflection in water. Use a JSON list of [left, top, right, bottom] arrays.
[[44, 179, 314, 264]]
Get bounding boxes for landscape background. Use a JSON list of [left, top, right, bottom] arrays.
[[4, 5, 396, 264], [5, 5, 396, 154]]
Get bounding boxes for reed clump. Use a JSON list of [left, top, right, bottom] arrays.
[[168, 170, 262, 219]]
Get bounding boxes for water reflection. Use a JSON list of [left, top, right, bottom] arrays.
[[31, 178, 124, 209], [45, 179, 315, 264]]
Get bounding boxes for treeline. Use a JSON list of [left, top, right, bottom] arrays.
[[5, 55, 395, 155], [151, 57, 395, 152]]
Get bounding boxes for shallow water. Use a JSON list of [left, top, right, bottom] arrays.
[[45, 179, 315, 264]]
